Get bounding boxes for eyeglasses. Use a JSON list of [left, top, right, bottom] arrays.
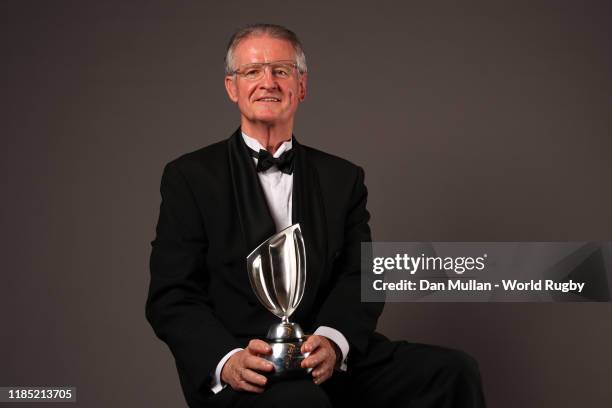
[[232, 60, 300, 81]]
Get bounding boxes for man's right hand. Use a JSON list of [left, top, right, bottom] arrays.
[[221, 339, 274, 393]]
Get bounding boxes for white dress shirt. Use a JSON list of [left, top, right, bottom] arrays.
[[209, 132, 350, 393]]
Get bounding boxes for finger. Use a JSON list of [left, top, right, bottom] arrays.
[[312, 364, 332, 378], [319, 373, 332, 385], [312, 367, 333, 385], [240, 368, 268, 387], [302, 350, 326, 368], [301, 335, 321, 353], [301, 348, 329, 369], [247, 339, 272, 355], [244, 355, 274, 372], [236, 380, 265, 393], [311, 357, 332, 375], [312, 374, 324, 385]]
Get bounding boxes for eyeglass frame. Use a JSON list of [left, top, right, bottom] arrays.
[[229, 60, 304, 81]]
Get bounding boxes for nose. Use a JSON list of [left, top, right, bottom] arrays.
[[259, 66, 279, 90]]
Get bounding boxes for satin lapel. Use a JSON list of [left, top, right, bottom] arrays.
[[227, 129, 276, 254], [292, 137, 328, 318]]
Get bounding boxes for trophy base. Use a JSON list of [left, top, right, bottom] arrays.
[[262, 340, 311, 382]]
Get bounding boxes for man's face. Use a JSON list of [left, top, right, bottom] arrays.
[[225, 35, 307, 128]]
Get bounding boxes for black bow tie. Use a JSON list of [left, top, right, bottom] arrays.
[[249, 148, 295, 174]]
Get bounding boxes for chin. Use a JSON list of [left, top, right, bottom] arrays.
[[253, 114, 282, 123]]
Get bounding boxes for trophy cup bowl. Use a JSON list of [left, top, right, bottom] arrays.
[[246, 223, 310, 381]]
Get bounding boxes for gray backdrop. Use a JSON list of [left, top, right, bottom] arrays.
[[2, 1, 611, 407]]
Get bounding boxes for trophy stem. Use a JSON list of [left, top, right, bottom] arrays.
[[266, 320, 304, 341], [263, 320, 310, 382]]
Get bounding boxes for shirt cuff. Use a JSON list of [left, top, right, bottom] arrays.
[[210, 348, 243, 394], [314, 326, 349, 371]]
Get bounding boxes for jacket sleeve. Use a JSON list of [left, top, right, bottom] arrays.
[[145, 161, 241, 396], [313, 166, 384, 358]]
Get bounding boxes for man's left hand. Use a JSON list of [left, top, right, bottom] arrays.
[[300, 335, 340, 385]]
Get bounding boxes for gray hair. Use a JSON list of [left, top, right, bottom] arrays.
[[224, 24, 307, 75]]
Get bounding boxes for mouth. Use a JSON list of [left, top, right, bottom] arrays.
[[255, 97, 281, 102]]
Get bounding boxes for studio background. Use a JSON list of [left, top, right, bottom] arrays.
[[2, 1, 611, 407]]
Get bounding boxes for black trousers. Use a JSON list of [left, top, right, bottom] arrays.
[[206, 338, 486, 408]]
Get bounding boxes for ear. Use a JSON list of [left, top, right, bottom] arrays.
[[224, 75, 239, 103], [298, 73, 307, 101]]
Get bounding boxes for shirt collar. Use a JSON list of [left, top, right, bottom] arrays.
[[241, 131, 292, 159]]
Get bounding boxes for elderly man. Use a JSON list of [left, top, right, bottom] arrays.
[[146, 24, 486, 408]]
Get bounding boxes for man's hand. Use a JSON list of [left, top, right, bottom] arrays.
[[221, 339, 274, 393], [300, 335, 340, 385]]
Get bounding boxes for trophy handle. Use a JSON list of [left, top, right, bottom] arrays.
[[290, 226, 306, 315]]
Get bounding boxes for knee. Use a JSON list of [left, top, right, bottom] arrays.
[[264, 380, 331, 408]]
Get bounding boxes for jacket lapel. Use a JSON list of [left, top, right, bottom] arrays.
[[292, 137, 328, 320], [227, 129, 276, 255]]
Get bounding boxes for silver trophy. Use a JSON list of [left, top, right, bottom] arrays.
[[246, 223, 310, 380]]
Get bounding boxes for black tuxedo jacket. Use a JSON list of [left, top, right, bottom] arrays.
[[146, 129, 384, 406]]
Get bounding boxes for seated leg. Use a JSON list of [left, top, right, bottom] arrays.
[[208, 378, 332, 408], [326, 340, 486, 408]]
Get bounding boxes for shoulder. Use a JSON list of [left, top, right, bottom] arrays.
[[302, 144, 363, 174], [156, 138, 233, 194], [301, 144, 365, 181], [159, 138, 232, 185], [167, 139, 227, 171]]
